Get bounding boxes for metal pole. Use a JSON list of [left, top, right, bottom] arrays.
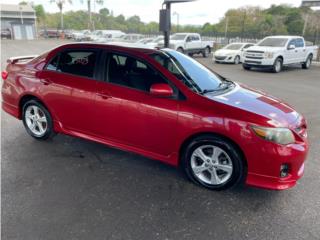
[[20, 7, 24, 25], [164, 3, 171, 48], [224, 16, 228, 39]]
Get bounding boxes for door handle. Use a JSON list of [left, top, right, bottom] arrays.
[[96, 92, 111, 99], [40, 78, 52, 85]]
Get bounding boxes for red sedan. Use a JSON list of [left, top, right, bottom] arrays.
[[1, 43, 308, 190]]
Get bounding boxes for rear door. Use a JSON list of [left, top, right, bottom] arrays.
[[39, 48, 101, 134]]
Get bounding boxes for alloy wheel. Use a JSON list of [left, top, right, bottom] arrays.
[[25, 105, 48, 137], [190, 145, 233, 185]]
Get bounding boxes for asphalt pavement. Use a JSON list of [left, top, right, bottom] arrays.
[[1, 40, 320, 240]]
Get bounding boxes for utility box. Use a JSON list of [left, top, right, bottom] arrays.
[[159, 9, 171, 32]]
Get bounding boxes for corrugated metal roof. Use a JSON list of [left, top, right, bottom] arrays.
[[0, 4, 35, 13]]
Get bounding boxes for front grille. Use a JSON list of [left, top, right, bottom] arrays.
[[245, 60, 262, 64], [215, 56, 227, 60], [246, 50, 264, 53], [246, 55, 263, 60]]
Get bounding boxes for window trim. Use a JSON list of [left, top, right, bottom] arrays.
[[44, 48, 103, 81], [102, 50, 184, 100]]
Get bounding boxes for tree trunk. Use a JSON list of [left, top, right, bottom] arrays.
[[88, 0, 93, 30]]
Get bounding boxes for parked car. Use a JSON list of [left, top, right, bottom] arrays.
[[115, 34, 144, 43], [1, 28, 12, 39], [243, 35, 318, 73], [72, 30, 91, 41], [136, 38, 154, 44], [1, 43, 308, 191], [145, 36, 164, 48], [166, 33, 213, 57], [94, 30, 126, 43], [213, 42, 254, 64], [42, 29, 61, 38]]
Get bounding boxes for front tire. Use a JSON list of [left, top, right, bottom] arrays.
[[302, 54, 312, 69], [22, 100, 55, 140], [234, 55, 240, 64], [272, 57, 283, 73], [242, 64, 251, 70], [181, 135, 244, 190]]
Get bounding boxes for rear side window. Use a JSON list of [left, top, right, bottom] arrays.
[[46, 50, 97, 78]]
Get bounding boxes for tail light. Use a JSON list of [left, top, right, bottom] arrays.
[[2, 71, 8, 80]]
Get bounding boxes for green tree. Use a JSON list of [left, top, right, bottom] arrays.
[[34, 4, 46, 26]]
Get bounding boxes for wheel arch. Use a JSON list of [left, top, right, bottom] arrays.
[[19, 94, 50, 119], [179, 131, 248, 170]]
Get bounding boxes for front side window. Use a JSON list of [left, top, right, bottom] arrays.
[[107, 53, 167, 92], [150, 50, 233, 94], [295, 38, 304, 48], [49, 50, 97, 78]]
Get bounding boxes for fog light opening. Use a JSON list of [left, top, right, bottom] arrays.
[[280, 164, 289, 178]]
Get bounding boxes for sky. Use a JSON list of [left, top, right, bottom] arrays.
[[1, 0, 306, 25]]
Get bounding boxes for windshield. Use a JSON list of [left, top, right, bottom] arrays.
[[150, 50, 232, 94], [171, 34, 187, 40], [258, 38, 288, 47], [225, 43, 243, 50]]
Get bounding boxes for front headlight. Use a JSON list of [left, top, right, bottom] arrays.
[[264, 52, 274, 59], [251, 126, 295, 145]]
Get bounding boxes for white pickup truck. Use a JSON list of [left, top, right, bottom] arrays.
[[167, 33, 213, 58], [242, 36, 319, 73]]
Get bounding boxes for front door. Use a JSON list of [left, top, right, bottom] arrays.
[[93, 51, 179, 156]]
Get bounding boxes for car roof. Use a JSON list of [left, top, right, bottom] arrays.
[[55, 42, 159, 55], [265, 35, 303, 39]]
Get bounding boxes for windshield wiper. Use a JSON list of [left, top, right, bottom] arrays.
[[201, 80, 234, 94]]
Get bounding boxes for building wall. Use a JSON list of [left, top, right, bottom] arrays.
[[1, 18, 36, 40]]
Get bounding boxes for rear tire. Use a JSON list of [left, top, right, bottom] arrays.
[[177, 47, 184, 54], [272, 57, 283, 73], [22, 100, 56, 140], [302, 55, 312, 69], [181, 135, 245, 190], [202, 47, 210, 58]]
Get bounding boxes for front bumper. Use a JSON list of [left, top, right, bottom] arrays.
[[243, 57, 275, 67], [245, 138, 308, 190], [214, 55, 236, 63]]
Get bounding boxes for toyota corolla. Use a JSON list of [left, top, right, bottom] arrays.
[[1, 43, 308, 190]]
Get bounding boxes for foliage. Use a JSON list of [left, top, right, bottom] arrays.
[[35, 3, 319, 40]]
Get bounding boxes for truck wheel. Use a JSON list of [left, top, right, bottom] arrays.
[[302, 55, 312, 69], [272, 57, 283, 73], [177, 47, 184, 54], [202, 47, 210, 58], [234, 55, 240, 64], [242, 64, 251, 70]]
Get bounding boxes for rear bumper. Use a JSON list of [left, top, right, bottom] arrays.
[[2, 101, 20, 119]]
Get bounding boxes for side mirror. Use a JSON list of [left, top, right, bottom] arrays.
[[288, 44, 295, 50], [150, 83, 174, 98]]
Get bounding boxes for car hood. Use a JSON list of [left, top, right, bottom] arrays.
[[214, 49, 240, 56], [245, 45, 284, 53], [206, 84, 300, 127]]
